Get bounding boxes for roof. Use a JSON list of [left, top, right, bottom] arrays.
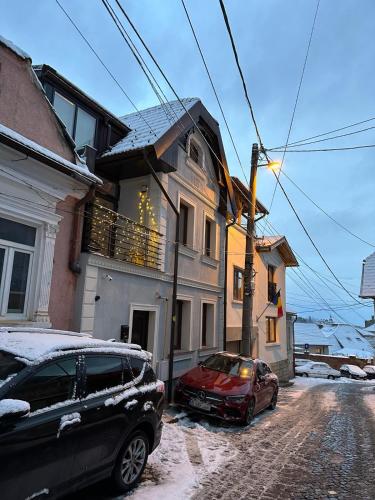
[[0, 328, 147, 363], [256, 235, 298, 267], [323, 324, 374, 359], [0, 35, 30, 61], [33, 65, 129, 134], [231, 176, 268, 215], [294, 323, 334, 346], [360, 252, 375, 298], [102, 98, 199, 158], [0, 123, 101, 184]]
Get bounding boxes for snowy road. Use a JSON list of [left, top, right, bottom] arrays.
[[65, 378, 375, 500]]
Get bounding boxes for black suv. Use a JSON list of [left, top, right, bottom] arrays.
[[0, 328, 164, 500]]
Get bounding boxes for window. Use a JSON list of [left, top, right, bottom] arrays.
[[189, 140, 202, 167], [204, 216, 216, 258], [178, 198, 195, 248], [0, 218, 36, 317], [203, 354, 254, 379], [267, 265, 277, 302], [84, 356, 125, 396], [205, 219, 212, 256], [174, 300, 183, 350], [53, 91, 96, 148], [201, 302, 215, 348], [128, 356, 144, 379], [8, 358, 77, 412], [233, 268, 244, 300], [179, 203, 189, 245], [266, 317, 277, 343], [0, 351, 26, 381]]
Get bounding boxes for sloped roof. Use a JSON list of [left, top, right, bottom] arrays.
[[323, 324, 374, 358], [256, 235, 298, 267], [360, 252, 375, 298], [0, 35, 30, 60], [294, 322, 334, 346], [103, 98, 199, 157], [231, 176, 268, 215]]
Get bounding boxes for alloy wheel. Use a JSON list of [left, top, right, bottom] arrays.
[[244, 400, 255, 425], [120, 437, 147, 485]]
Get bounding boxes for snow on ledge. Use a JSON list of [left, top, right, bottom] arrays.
[[0, 123, 101, 184], [0, 35, 31, 60]]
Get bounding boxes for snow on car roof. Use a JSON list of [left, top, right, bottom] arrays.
[[341, 364, 366, 374], [0, 329, 148, 362]]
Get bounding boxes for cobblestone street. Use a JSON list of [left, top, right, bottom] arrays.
[[193, 380, 375, 500]]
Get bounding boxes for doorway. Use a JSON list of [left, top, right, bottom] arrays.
[[131, 310, 149, 350]]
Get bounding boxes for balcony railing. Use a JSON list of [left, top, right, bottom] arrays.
[[84, 203, 163, 270], [268, 282, 277, 302]]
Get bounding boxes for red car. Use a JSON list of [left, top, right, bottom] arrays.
[[174, 352, 278, 425]]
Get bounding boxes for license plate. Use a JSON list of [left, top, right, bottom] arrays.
[[189, 398, 211, 411]]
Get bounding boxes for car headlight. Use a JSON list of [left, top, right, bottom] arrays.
[[225, 395, 246, 403]]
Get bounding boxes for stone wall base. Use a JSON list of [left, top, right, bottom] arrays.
[[270, 358, 290, 383]]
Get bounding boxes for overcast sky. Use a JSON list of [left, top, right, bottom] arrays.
[[1, 0, 374, 324]]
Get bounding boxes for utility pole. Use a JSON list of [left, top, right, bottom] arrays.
[[242, 143, 259, 356]]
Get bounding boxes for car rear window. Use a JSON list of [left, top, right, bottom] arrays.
[[128, 356, 145, 379], [203, 354, 254, 378], [0, 350, 25, 383], [84, 356, 132, 396]]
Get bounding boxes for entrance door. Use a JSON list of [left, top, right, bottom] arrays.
[[132, 310, 149, 350]]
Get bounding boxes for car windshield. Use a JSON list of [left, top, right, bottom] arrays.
[[203, 354, 254, 378], [0, 350, 25, 385]]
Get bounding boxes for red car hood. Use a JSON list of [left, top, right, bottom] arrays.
[[181, 366, 250, 396]]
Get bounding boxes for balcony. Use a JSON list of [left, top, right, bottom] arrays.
[[84, 202, 163, 270], [268, 282, 277, 302]]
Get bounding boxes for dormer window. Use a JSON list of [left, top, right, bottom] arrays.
[[53, 91, 96, 149], [189, 139, 202, 168]]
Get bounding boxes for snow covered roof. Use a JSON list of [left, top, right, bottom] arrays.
[[322, 324, 374, 359], [102, 98, 199, 157], [0, 35, 31, 61], [0, 123, 101, 184], [360, 252, 375, 298], [294, 323, 334, 346], [0, 329, 148, 363], [256, 235, 298, 267]]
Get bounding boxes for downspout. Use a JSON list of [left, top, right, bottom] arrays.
[[69, 185, 96, 274], [223, 217, 236, 351]]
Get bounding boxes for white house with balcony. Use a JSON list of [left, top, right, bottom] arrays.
[[72, 98, 236, 381]]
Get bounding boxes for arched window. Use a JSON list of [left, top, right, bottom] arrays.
[[189, 138, 203, 168]]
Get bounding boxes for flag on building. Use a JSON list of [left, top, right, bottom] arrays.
[[272, 289, 283, 318]]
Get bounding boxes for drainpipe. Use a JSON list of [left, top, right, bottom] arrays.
[[223, 217, 236, 351], [143, 151, 179, 403], [69, 185, 96, 274]]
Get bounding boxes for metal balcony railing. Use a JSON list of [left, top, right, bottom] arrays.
[[84, 203, 163, 270]]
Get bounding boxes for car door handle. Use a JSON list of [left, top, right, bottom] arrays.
[[57, 413, 81, 437]]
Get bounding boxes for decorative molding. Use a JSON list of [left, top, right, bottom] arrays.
[[201, 254, 219, 269], [179, 244, 198, 260], [170, 171, 218, 210]]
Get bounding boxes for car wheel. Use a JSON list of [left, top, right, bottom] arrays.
[[243, 399, 255, 426], [112, 430, 149, 493], [268, 390, 278, 410], [302, 372, 309, 377], [328, 375, 334, 380]]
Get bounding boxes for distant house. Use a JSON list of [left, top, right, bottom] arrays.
[[0, 37, 99, 328], [294, 322, 333, 354], [226, 179, 298, 382], [294, 321, 374, 360]]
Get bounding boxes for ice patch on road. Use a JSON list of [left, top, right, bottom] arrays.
[[364, 393, 375, 418]]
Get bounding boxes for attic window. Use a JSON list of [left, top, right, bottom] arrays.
[[189, 140, 202, 167]]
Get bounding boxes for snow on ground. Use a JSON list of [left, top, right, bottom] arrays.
[[126, 412, 234, 500], [364, 393, 375, 418]]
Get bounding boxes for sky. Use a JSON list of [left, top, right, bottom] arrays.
[[1, 0, 375, 325]]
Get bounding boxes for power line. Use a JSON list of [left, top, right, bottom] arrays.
[[268, 116, 375, 151], [218, 0, 264, 150], [268, 0, 320, 213], [270, 124, 375, 150], [55, 0, 156, 136], [180, 0, 247, 182], [269, 143, 375, 153], [280, 170, 375, 248], [270, 173, 367, 307]]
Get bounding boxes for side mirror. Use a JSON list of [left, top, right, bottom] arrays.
[[0, 399, 30, 421]]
